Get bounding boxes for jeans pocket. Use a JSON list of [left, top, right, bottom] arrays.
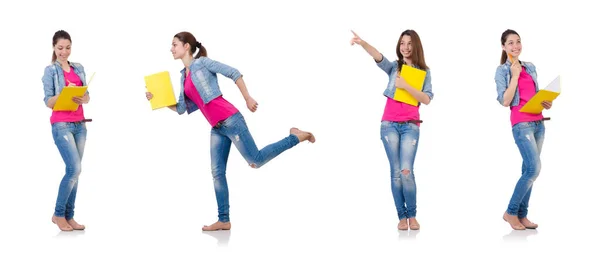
[[52, 122, 70, 132], [512, 122, 531, 131]]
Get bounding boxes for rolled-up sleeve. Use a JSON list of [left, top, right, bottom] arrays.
[[375, 54, 396, 76], [203, 57, 242, 82], [422, 69, 433, 100], [42, 66, 55, 106], [495, 65, 508, 105]]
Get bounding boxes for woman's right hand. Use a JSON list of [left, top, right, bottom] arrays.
[[146, 92, 153, 100], [510, 59, 522, 78], [350, 30, 363, 46]]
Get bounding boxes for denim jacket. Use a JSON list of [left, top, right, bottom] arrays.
[[376, 55, 433, 105], [176, 57, 242, 115], [42, 61, 88, 106], [494, 60, 538, 106]]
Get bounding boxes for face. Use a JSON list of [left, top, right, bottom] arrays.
[[171, 38, 189, 59], [54, 39, 71, 62], [399, 35, 413, 59], [502, 34, 522, 58]]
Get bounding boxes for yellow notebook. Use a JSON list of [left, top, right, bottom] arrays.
[[393, 64, 427, 106], [53, 86, 88, 111], [144, 71, 177, 110], [520, 75, 561, 114]]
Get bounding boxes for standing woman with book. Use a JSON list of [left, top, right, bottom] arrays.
[[495, 29, 552, 230], [42, 30, 90, 231], [145, 31, 315, 231], [350, 30, 433, 230]]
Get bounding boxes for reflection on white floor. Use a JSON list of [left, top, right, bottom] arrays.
[[398, 229, 420, 240], [203, 230, 231, 247], [502, 229, 538, 242], [54, 230, 86, 239]]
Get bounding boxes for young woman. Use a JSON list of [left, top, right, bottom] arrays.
[[42, 30, 90, 231], [146, 31, 315, 231], [495, 29, 552, 230], [350, 30, 433, 230]]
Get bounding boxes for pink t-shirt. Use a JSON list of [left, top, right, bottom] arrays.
[[381, 98, 421, 126], [50, 66, 85, 124], [184, 71, 239, 127], [510, 66, 543, 126]]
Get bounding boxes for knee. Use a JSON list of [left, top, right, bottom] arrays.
[[391, 168, 412, 179], [211, 167, 226, 179], [391, 168, 402, 179], [400, 169, 414, 182], [66, 164, 82, 179], [524, 162, 541, 182], [531, 163, 541, 181]]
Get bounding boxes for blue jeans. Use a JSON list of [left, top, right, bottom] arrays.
[[51, 121, 87, 219], [209, 112, 300, 222], [380, 121, 420, 220], [507, 121, 545, 218]]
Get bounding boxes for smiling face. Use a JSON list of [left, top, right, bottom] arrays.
[[53, 39, 71, 63], [171, 37, 189, 60], [399, 35, 413, 59], [502, 34, 522, 59]]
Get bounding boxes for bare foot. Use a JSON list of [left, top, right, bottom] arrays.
[[52, 215, 73, 231], [202, 221, 231, 231], [503, 212, 525, 230], [67, 218, 86, 230], [397, 219, 408, 230], [519, 217, 538, 229], [290, 128, 315, 143], [409, 217, 420, 230]]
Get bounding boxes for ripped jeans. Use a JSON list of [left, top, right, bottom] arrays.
[[209, 112, 299, 222], [380, 121, 420, 220], [506, 121, 545, 218]]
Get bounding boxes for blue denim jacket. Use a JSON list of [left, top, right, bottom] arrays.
[[176, 57, 242, 115], [494, 60, 538, 106], [42, 61, 88, 106], [376, 55, 433, 105]]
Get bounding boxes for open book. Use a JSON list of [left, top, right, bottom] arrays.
[[520, 75, 561, 114], [53, 86, 88, 111], [52, 72, 95, 111], [144, 71, 177, 110], [393, 64, 426, 106]]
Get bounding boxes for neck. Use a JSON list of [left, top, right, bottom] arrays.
[[57, 59, 69, 68], [403, 57, 413, 65], [182, 54, 193, 70]]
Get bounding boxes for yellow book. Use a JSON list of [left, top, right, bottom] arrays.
[[53, 86, 88, 111], [144, 71, 177, 110], [520, 75, 561, 114], [393, 64, 427, 106]]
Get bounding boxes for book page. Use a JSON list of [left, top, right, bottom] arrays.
[[544, 75, 560, 93]]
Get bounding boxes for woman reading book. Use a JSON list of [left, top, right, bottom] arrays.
[[350, 30, 433, 230], [495, 29, 552, 230], [145, 31, 315, 231], [42, 30, 90, 231]]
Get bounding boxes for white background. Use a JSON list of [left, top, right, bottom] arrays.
[[1, 0, 598, 253]]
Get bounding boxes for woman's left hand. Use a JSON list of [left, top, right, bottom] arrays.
[[72, 96, 85, 105], [395, 75, 409, 89], [542, 100, 552, 109], [246, 96, 258, 112]]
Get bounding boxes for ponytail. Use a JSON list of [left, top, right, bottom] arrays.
[[194, 41, 207, 59]]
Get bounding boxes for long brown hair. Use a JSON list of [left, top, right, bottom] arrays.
[[500, 29, 520, 64], [174, 31, 207, 58], [396, 30, 428, 70], [52, 30, 71, 62]]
